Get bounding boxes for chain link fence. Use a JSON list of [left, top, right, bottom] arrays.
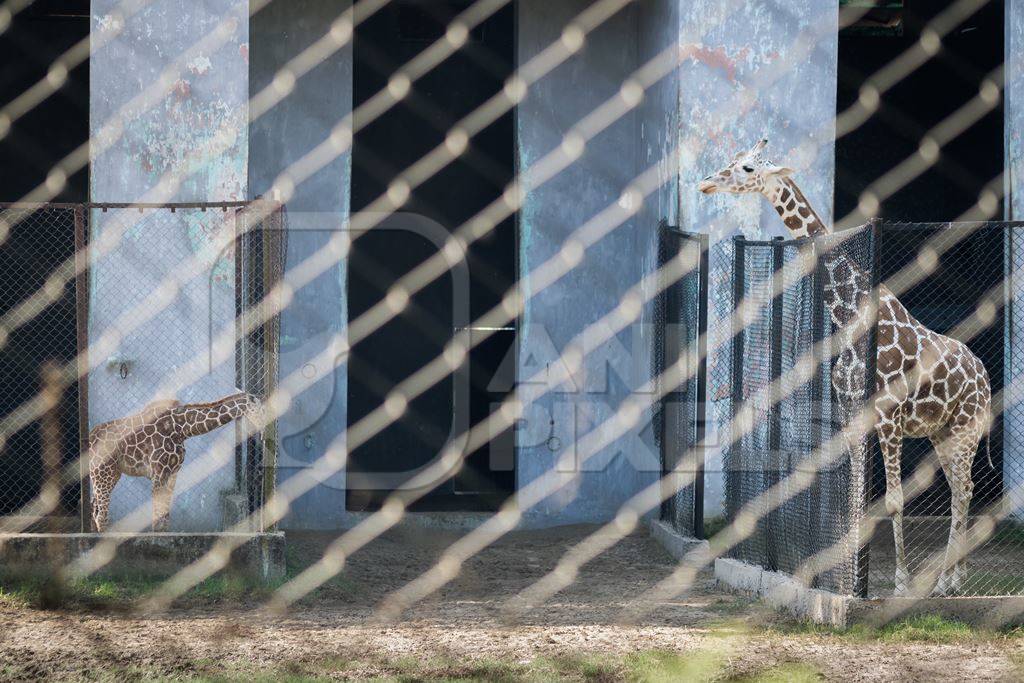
[[0, 205, 83, 531], [0, 202, 283, 533], [863, 221, 1023, 597], [721, 220, 1024, 598], [653, 221, 707, 539], [724, 224, 877, 596]]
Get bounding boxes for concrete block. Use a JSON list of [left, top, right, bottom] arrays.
[[714, 558, 852, 627], [649, 519, 710, 563]]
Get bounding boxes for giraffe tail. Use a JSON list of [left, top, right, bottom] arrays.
[[986, 431, 994, 470]]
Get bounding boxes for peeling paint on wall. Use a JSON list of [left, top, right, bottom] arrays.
[[675, 1, 839, 518], [89, 0, 250, 530]]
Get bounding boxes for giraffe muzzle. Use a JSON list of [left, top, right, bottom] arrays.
[[698, 179, 717, 194]]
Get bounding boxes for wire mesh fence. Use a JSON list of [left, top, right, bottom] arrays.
[[3, 5, 1024, 676], [0, 204, 83, 531], [863, 221, 1023, 598], [724, 223, 877, 596], [653, 221, 707, 540], [721, 220, 1024, 598], [0, 202, 283, 533]]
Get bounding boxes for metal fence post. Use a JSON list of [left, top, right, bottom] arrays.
[[729, 234, 746, 545], [72, 205, 91, 532], [807, 240, 826, 588], [857, 219, 883, 598], [260, 203, 284, 531], [766, 236, 785, 571], [694, 233, 709, 539]]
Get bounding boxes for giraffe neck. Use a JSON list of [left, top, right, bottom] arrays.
[[763, 176, 830, 238], [760, 176, 874, 332], [173, 392, 253, 438]]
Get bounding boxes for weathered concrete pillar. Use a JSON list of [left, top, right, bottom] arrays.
[[674, 2, 839, 519], [516, 0, 660, 525], [248, 0, 353, 529], [89, 0, 250, 530]]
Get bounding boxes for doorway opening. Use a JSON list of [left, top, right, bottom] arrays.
[[347, 1, 517, 511], [836, 0, 1005, 517], [0, 0, 89, 527]]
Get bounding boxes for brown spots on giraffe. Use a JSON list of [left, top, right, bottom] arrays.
[[783, 215, 803, 232], [88, 392, 264, 532]]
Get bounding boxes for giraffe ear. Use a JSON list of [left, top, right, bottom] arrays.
[[765, 164, 794, 177]]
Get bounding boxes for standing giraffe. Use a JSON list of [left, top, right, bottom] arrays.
[[88, 392, 264, 532], [699, 139, 992, 596]]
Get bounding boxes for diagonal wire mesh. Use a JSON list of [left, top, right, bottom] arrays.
[[4, 4, 1024, 674]]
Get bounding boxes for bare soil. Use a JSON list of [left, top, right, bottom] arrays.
[[0, 524, 1022, 681]]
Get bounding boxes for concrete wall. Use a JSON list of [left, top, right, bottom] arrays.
[[248, 0, 353, 530], [1005, 0, 1024, 519], [674, 1, 839, 518], [516, 0, 663, 526], [89, 0, 250, 530]]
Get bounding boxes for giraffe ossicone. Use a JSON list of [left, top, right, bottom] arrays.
[[88, 391, 265, 533], [701, 139, 992, 597]]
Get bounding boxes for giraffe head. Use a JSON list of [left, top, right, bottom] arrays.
[[698, 138, 794, 196]]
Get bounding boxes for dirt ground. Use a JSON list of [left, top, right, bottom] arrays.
[[1, 524, 1022, 681]]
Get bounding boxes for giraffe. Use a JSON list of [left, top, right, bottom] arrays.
[[88, 391, 264, 532], [699, 139, 992, 596]]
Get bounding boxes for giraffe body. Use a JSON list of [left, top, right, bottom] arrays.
[[88, 392, 264, 532], [701, 139, 992, 595]]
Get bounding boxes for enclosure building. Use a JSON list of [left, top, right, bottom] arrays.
[[1, 0, 1024, 571]]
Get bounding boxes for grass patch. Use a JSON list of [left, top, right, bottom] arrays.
[[0, 568, 287, 610], [0, 539, 358, 611], [736, 662, 823, 682], [702, 516, 727, 539], [875, 614, 975, 642], [625, 649, 725, 682], [767, 613, 977, 643]]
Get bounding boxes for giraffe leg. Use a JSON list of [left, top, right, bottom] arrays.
[[151, 473, 177, 532], [837, 392, 871, 594], [877, 412, 909, 596], [933, 434, 975, 597], [90, 466, 121, 533]]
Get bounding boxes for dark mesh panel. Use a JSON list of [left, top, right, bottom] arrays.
[[655, 223, 706, 539], [724, 224, 876, 595]]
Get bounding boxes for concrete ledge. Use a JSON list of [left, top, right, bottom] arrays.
[[714, 558, 1024, 628], [714, 558, 852, 627], [0, 532, 285, 583], [649, 519, 710, 562]]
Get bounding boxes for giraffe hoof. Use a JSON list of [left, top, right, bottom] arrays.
[[893, 568, 912, 596], [932, 573, 961, 597]]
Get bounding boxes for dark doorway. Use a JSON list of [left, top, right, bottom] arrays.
[[836, 1, 1005, 517], [347, 1, 516, 510], [0, 2, 88, 525]]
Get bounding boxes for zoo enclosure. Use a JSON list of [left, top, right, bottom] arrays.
[[654, 222, 708, 540], [0, 201, 285, 533], [723, 220, 1024, 598]]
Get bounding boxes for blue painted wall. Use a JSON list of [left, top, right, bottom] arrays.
[[674, 1, 839, 518], [516, 0, 664, 526], [248, 0, 353, 530], [89, 0, 250, 530]]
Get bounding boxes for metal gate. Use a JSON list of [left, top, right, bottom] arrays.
[[0, 201, 284, 532], [723, 220, 1024, 598], [654, 221, 707, 540]]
